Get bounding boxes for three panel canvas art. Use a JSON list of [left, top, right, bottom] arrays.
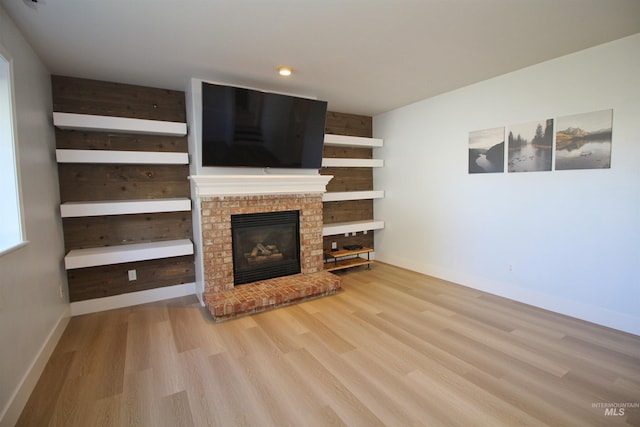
[[469, 109, 613, 174]]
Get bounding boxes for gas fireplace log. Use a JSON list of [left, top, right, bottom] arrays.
[[244, 243, 283, 264], [256, 243, 271, 256], [244, 253, 284, 264]]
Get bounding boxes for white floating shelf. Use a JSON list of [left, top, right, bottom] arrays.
[[64, 239, 194, 270], [322, 220, 385, 236], [324, 134, 383, 148], [56, 149, 189, 164], [60, 198, 191, 218], [322, 191, 385, 202], [53, 112, 187, 136], [322, 158, 384, 168]]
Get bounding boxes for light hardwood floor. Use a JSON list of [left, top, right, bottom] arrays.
[[17, 263, 640, 426]]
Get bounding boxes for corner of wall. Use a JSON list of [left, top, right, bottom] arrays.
[[0, 307, 69, 427]]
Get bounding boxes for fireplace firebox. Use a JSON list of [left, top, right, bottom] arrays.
[[231, 210, 301, 285]]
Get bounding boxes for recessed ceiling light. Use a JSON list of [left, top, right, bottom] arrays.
[[278, 66, 293, 77]]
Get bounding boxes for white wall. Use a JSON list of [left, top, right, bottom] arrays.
[[373, 34, 640, 335], [0, 7, 69, 426]]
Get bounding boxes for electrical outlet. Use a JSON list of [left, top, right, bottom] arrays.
[[128, 269, 137, 281], [508, 264, 513, 272], [58, 282, 64, 299], [331, 241, 337, 250]]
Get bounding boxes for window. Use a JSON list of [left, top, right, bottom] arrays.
[[0, 49, 25, 254]]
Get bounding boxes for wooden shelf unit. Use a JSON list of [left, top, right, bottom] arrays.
[[324, 247, 373, 272], [321, 158, 383, 168], [322, 130, 385, 242], [324, 134, 383, 148], [52, 76, 195, 305], [60, 198, 191, 218], [322, 133, 384, 168], [56, 149, 189, 164], [53, 112, 187, 136], [322, 220, 385, 237], [64, 239, 194, 270], [322, 190, 384, 202]]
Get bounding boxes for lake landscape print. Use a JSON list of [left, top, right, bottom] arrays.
[[555, 109, 612, 170], [469, 127, 505, 173], [508, 119, 553, 172]]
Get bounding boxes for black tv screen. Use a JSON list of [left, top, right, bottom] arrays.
[[201, 82, 328, 169]]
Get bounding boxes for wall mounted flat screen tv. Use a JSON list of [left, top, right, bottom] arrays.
[[201, 82, 328, 169]]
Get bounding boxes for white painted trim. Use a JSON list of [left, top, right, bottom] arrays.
[[0, 308, 70, 427], [0, 46, 27, 254], [321, 158, 384, 167], [190, 174, 333, 197], [70, 282, 196, 316], [55, 149, 189, 164], [189, 195, 206, 303], [64, 239, 194, 269], [323, 220, 385, 236], [53, 112, 187, 136], [0, 241, 28, 257], [324, 133, 383, 147], [60, 198, 191, 217], [323, 190, 385, 202]]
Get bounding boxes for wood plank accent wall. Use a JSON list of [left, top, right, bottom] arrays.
[[67, 256, 194, 302], [52, 76, 194, 302], [325, 111, 372, 137], [58, 164, 191, 202], [62, 212, 193, 250], [55, 129, 188, 152], [321, 111, 375, 252], [52, 75, 187, 122]]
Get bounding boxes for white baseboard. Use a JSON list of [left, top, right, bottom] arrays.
[[70, 282, 196, 316], [0, 283, 198, 426], [196, 290, 205, 307], [377, 255, 640, 336], [0, 307, 70, 427]]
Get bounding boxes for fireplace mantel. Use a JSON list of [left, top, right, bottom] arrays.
[[190, 174, 333, 197], [192, 187, 342, 321], [189, 172, 340, 320]]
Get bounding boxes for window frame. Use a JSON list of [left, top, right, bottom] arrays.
[[0, 44, 27, 256]]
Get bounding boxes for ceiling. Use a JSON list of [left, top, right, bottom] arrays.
[[2, 0, 639, 116]]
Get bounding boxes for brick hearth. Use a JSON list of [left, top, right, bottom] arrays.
[[204, 271, 342, 321], [199, 192, 342, 321]]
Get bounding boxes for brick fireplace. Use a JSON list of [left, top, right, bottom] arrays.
[[190, 174, 342, 321]]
